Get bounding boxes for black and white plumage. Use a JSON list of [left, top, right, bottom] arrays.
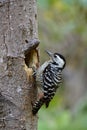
[[32, 50, 66, 115]]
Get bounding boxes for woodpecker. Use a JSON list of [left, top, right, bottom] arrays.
[[32, 50, 66, 115]]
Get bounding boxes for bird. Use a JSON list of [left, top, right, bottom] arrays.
[[32, 50, 66, 115]]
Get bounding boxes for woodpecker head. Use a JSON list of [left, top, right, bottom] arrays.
[[45, 50, 66, 69]]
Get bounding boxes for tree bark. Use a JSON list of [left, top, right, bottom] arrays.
[[0, 0, 39, 130]]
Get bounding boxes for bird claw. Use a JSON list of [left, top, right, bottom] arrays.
[[32, 66, 37, 78]]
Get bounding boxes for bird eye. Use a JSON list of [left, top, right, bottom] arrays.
[[54, 55, 57, 58]]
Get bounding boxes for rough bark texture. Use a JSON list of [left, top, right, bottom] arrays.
[[0, 0, 39, 130]]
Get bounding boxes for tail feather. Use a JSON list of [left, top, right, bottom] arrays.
[[45, 100, 50, 108], [32, 98, 45, 115]]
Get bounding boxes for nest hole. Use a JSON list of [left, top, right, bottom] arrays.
[[25, 49, 39, 69]]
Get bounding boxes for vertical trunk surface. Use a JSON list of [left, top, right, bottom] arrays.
[[0, 0, 39, 130]]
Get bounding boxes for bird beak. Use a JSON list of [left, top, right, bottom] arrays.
[[45, 50, 53, 57]]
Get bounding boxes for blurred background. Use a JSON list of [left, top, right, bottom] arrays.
[[37, 0, 87, 130]]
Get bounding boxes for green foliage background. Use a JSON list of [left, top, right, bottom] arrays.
[[37, 0, 87, 130]]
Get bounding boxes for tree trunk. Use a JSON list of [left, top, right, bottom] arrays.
[[0, 0, 39, 130]]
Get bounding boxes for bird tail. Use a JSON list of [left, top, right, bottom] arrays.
[[32, 98, 45, 115]]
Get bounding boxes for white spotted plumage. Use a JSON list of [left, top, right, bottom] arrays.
[[32, 50, 66, 115]]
